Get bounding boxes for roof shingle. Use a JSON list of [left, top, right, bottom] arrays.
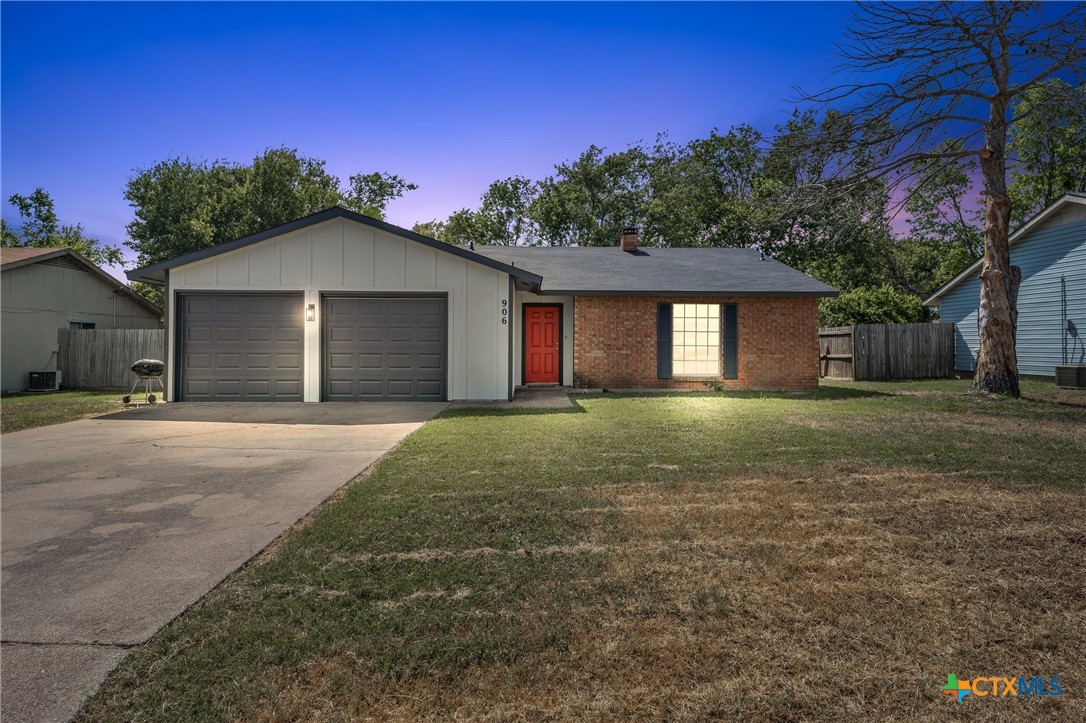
[[0, 246, 70, 268], [466, 246, 838, 297]]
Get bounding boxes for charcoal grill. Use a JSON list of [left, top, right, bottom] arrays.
[[123, 359, 165, 404]]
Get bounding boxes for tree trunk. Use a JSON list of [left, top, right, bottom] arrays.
[[972, 96, 1020, 397]]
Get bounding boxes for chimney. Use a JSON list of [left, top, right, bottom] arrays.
[[620, 226, 639, 253]]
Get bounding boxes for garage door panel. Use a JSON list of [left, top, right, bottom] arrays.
[[328, 353, 354, 369], [278, 327, 302, 343], [358, 380, 383, 397], [185, 380, 210, 396], [358, 326, 384, 342], [275, 353, 302, 369], [246, 353, 271, 369], [186, 327, 212, 343], [388, 327, 413, 343], [214, 380, 241, 396], [245, 380, 271, 396], [187, 297, 215, 315], [323, 296, 447, 401], [329, 326, 353, 342], [180, 294, 304, 402], [276, 380, 301, 395], [388, 353, 412, 369], [357, 300, 385, 316], [387, 380, 414, 397], [216, 326, 243, 342], [418, 327, 443, 343], [418, 354, 443, 370], [417, 300, 444, 316], [359, 353, 383, 369], [217, 354, 242, 369], [185, 353, 212, 370], [246, 326, 273, 342]]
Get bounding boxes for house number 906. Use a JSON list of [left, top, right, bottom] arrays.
[[501, 299, 508, 324]]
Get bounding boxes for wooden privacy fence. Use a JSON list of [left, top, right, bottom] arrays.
[[58, 329, 166, 389], [819, 323, 955, 381]]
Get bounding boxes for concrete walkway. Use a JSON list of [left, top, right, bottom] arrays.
[[0, 402, 445, 723], [448, 386, 575, 409]]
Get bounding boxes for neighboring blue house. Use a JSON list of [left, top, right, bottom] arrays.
[[925, 193, 1086, 379]]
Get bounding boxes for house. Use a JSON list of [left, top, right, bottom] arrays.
[[1, 247, 163, 393], [126, 208, 837, 402], [924, 193, 1086, 379]]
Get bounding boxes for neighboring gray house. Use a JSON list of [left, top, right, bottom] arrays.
[[1, 247, 162, 393], [925, 193, 1086, 379]]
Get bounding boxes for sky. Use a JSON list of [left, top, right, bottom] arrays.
[[1, 1, 856, 279]]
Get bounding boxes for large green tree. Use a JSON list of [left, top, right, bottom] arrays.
[[531, 145, 651, 247], [1, 188, 124, 267], [647, 126, 771, 248], [1009, 79, 1086, 224], [346, 171, 418, 220], [124, 147, 416, 269]]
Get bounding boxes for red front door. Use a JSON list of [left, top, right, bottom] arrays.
[[524, 306, 560, 383]]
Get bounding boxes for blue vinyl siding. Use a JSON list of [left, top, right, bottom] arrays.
[[937, 219, 1086, 377]]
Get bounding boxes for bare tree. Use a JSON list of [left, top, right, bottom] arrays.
[[801, 2, 1085, 396]]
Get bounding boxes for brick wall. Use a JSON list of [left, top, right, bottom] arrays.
[[572, 296, 820, 390]]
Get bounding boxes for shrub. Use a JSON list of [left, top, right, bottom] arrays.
[[818, 284, 933, 327]]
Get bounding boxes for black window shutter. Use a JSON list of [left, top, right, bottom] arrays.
[[723, 303, 738, 379], [657, 303, 672, 379]]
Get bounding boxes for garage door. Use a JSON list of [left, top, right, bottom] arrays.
[[323, 296, 447, 401], [179, 294, 304, 401]]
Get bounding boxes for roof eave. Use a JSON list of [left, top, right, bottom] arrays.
[[924, 193, 1086, 305], [0, 248, 71, 271], [540, 289, 838, 298], [125, 207, 543, 288]]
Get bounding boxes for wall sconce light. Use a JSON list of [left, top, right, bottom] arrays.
[[305, 303, 316, 322]]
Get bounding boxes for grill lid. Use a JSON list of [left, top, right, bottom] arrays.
[[131, 359, 165, 377]]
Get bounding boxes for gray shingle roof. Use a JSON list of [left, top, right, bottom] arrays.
[[466, 246, 838, 297]]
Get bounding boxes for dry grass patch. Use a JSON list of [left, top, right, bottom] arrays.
[[239, 470, 1084, 722]]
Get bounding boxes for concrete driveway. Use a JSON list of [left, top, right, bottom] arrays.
[[0, 401, 445, 723]]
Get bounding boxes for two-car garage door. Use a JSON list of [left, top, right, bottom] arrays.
[[178, 294, 447, 402]]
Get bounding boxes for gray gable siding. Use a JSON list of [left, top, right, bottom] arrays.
[[938, 219, 1086, 377]]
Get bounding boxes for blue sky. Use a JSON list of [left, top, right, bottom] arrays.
[[2, 2, 854, 277]]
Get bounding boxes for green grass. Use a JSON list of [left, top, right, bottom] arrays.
[[80, 382, 1086, 721], [0, 390, 125, 434]]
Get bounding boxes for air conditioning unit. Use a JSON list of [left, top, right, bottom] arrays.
[[28, 370, 62, 392], [1055, 365, 1086, 390]]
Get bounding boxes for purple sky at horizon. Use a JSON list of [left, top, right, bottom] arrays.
[[4, 1, 918, 280]]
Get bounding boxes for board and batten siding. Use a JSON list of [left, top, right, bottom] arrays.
[[166, 218, 512, 402], [937, 217, 1086, 377]]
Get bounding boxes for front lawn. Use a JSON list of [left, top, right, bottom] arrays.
[[82, 382, 1086, 721], [0, 390, 124, 434]]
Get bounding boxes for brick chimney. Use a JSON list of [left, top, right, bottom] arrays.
[[620, 226, 639, 253]]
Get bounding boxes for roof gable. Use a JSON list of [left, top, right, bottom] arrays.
[[1, 246, 162, 316], [924, 193, 1086, 305], [126, 207, 543, 288]]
